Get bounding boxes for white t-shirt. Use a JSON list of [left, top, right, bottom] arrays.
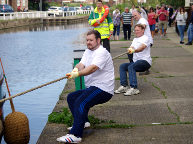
[[80, 45, 114, 95], [131, 35, 152, 65], [137, 17, 153, 45]]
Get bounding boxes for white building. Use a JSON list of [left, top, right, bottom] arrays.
[[185, 0, 193, 7]]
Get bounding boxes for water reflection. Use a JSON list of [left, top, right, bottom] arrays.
[[0, 22, 90, 34], [0, 22, 90, 144]]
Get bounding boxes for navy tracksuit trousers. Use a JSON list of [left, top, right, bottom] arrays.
[[67, 86, 112, 137]]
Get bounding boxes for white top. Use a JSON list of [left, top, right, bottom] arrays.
[[80, 45, 114, 95], [140, 8, 148, 20], [130, 8, 137, 13], [137, 17, 153, 45], [176, 12, 187, 25], [131, 35, 152, 65]]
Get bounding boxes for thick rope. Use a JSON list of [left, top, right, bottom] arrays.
[[0, 51, 128, 103], [0, 76, 68, 103]]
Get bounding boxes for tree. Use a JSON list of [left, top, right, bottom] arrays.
[[158, 0, 185, 8]]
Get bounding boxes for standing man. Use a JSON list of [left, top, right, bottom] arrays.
[[185, 5, 193, 45], [57, 30, 114, 143], [168, 5, 174, 27], [157, 5, 169, 37], [121, 7, 133, 40], [132, 10, 153, 47], [88, 0, 113, 52], [115, 24, 151, 96]]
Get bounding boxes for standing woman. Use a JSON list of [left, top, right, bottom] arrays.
[[148, 7, 157, 38], [176, 7, 188, 44], [113, 8, 121, 40]]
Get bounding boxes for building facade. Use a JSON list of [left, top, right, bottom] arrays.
[[185, 0, 193, 6], [0, 0, 28, 11]]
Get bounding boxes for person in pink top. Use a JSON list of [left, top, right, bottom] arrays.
[[157, 5, 169, 37], [148, 7, 157, 38]]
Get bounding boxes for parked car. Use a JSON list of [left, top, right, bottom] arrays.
[[85, 6, 93, 10], [68, 7, 77, 11], [81, 6, 86, 10], [0, 4, 14, 13], [62, 7, 68, 11], [48, 6, 63, 16], [75, 7, 83, 12]]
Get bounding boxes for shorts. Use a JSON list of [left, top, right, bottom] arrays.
[[149, 24, 155, 31], [158, 21, 167, 30]]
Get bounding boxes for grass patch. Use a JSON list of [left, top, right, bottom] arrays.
[[48, 108, 193, 129], [151, 56, 160, 59], [120, 47, 128, 48], [143, 77, 147, 82], [154, 75, 175, 78], [167, 103, 181, 122], [152, 82, 167, 99], [48, 108, 73, 126], [48, 107, 116, 127], [115, 77, 120, 80]]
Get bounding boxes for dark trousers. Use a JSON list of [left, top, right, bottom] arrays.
[[101, 38, 110, 52], [123, 24, 131, 40], [67, 86, 112, 137], [127, 54, 133, 63], [168, 18, 173, 27]]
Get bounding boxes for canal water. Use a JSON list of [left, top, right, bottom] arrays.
[[0, 22, 90, 143]]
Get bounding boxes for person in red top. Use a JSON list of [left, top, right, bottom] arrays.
[[148, 7, 157, 38], [157, 5, 169, 37]]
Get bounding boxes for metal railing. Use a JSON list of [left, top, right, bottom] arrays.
[[0, 10, 91, 20]]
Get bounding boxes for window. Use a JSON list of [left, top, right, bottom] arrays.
[[23, 0, 25, 6], [1, 0, 5, 4], [17, 0, 20, 6]]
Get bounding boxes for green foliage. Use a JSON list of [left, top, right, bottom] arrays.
[[28, 1, 39, 10], [43, 2, 62, 11], [88, 115, 104, 125], [158, 0, 185, 9], [48, 108, 73, 127], [48, 107, 115, 127]]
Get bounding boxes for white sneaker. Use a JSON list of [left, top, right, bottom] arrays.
[[115, 86, 128, 94], [124, 87, 140, 96], [57, 134, 82, 143], [67, 122, 91, 130]]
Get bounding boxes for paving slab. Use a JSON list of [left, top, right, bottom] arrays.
[[151, 57, 193, 76], [37, 124, 193, 144], [80, 125, 193, 144]]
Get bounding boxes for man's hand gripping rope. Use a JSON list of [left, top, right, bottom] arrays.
[[128, 47, 135, 54], [66, 68, 79, 79]]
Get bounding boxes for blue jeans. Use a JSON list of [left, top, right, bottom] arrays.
[[149, 24, 156, 31], [119, 60, 151, 88], [67, 86, 112, 137], [187, 23, 193, 43], [177, 25, 186, 42], [113, 25, 120, 36]]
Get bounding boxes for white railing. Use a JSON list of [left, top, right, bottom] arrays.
[[0, 10, 91, 20]]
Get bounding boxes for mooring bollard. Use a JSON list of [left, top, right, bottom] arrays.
[[73, 49, 85, 90]]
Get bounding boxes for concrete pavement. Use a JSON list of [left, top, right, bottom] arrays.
[[37, 26, 193, 144]]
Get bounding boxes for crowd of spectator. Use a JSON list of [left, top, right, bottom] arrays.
[[111, 4, 193, 45]]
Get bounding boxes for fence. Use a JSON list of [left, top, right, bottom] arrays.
[[0, 10, 91, 20]]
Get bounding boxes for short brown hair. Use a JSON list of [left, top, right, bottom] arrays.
[[134, 24, 145, 30], [97, 0, 103, 3], [87, 30, 101, 40]]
